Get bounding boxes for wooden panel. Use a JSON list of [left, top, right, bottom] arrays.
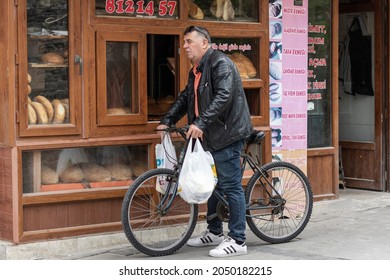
[[341, 143, 375, 179], [0, 0, 16, 146], [307, 148, 337, 200], [23, 198, 123, 231], [0, 148, 14, 241], [340, 141, 377, 190]]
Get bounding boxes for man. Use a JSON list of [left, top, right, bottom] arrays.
[[156, 25, 253, 257]]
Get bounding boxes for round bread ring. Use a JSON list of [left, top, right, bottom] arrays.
[[30, 101, 49, 124], [52, 99, 66, 124], [60, 98, 69, 104], [61, 102, 69, 123], [34, 95, 54, 123], [28, 103, 37, 124]]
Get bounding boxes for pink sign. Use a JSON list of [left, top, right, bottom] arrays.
[[269, 0, 308, 151]]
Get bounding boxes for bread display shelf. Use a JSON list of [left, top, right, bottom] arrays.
[[242, 79, 263, 89], [28, 35, 68, 40], [29, 63, 68, 68], [40, 180, 133, 192]]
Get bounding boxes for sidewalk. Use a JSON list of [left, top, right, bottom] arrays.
[[1, 188, 390, 260]]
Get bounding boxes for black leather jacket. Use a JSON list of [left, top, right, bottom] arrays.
[[160, 48, 253, 151]]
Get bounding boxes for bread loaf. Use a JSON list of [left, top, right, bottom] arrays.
[[210, 0, 235, 21], [59, 164, 84, 183], [80, 163, 111, 182], [60, 98, 69, 104], [27, 84, 32, 95], [62, 102, 69, 123], [41, 53, 65, 65], [28, 103, 37, 124], [107, 107, 131, 115], [30, 101, 49, 124], [157, 95, 175, 104], [130, 161, 148, 178], [106, 163, 133, 180], [233, 53, 257, 78], [188, 0, 204, 19], [228, 54, 248, 79], [52, 99, 66, 124], [28, 74, 32, 84], [41, 165, 59, 185], [34, 95, 54, 123]]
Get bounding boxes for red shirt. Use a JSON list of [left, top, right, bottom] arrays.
[[192, 64, 201, 117]]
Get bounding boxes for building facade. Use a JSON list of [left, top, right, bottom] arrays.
[[0, 0, 387, 244]]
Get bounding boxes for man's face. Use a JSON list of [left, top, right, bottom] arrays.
[[183, 31, 208, 64]]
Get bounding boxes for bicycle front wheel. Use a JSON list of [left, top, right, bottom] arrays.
[[245, 161, 313, 244], [121, 168, 198, 256]]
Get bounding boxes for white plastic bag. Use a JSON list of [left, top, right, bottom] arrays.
[[178, 138, 217, 204], [155, 132, 177, 194]]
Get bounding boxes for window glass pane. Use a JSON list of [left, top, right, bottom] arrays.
[[106, 42, 139, 114], [307, 0, 332, 148], [27, 0, 70, 125], [95, 0, 179, 19], [211, 37, 259, 79], [22, 145, 149, 193], [191, 0, 259, 22], [147, 35, 178, 121]]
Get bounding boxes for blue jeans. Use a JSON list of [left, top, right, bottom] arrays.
[[207, 139, 246, 242]]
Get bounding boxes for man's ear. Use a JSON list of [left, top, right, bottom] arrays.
[[202, 39, 208, 49]]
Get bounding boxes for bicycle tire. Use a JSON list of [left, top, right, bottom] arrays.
[[245, 161, 313, 244], [121, 168, 198, 256]]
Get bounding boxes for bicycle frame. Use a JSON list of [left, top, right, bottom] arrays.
[[156, 129, 284, 218], [214, 150, 286, 216]]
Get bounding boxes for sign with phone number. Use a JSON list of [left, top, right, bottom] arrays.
[[105, 0, 177, 17]]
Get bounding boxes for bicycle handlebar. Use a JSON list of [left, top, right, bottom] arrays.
[[155, 125, 189, 140]]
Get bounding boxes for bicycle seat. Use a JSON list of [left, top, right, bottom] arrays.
[[245, 130, 265, 145]]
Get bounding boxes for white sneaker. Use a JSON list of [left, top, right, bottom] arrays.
[[187, 230, 224, 247], [209, 237, 247, 257]]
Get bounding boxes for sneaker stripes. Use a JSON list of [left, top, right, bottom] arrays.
[[223, 245, 237, 254], [187, 230, 224, 247], [202, 236, 213, 244], [209, 237, 247, 258]]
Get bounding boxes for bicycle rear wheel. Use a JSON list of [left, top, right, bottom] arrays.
[[121, 168, 198, 256], [245, 161, 313, 243]]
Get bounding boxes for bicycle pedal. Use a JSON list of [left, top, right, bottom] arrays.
[[198, 214, 207, 220], [278, 216, 290, 219]]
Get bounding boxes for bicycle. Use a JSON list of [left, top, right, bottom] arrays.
[[121, 126, 313, 256]]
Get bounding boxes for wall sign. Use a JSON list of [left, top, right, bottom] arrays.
[[269, 0, 308, 170]]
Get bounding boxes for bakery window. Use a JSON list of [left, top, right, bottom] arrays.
[[94, 0, 180, 19], [189, 0, 259, 22], [147, 34, 180, 121], [211, 37, 259, 80], [22, 145, 149, 193], [96, 31, 147, 125], [27, 0, 70, 126]]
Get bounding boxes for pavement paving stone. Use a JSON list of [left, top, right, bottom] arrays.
[[1, 188, 390, 260]]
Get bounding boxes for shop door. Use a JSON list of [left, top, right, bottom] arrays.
[[338, 1, 386, 191]]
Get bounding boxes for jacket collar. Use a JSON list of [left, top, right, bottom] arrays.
[[196, 47, 213, 74]]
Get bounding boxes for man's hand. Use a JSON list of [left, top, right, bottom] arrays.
[[186, 124, 203, 139], [156, 124, 169, 138]]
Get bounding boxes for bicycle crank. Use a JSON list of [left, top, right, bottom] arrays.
[[216, 201, 230, 222]]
